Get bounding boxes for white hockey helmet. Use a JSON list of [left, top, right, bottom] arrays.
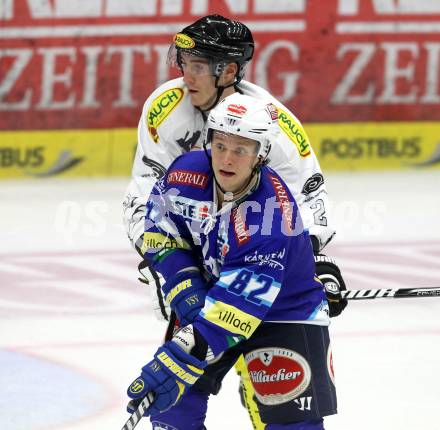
[[205, 93, 280, 162]]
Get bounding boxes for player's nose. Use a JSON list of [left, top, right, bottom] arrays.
[[183, 69, 196, 84], [222, 150, 235, 166]]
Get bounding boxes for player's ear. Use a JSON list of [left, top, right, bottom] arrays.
[[220, 62, 238, 86], [251, 155, 261, 170]]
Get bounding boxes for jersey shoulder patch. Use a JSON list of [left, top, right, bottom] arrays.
[[240, 81, 312, 158], [146, 87, 184, 143], [277, 107, 311, 157]]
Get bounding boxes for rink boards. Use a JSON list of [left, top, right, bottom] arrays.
[[1, 121, 440, 179]]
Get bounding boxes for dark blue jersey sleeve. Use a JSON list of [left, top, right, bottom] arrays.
[[142, 175, 202, 280]]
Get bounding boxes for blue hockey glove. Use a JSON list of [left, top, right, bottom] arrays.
[[161, 271, 207, 326], [315, 254, 348, 317], [127, 340, 205, 416]]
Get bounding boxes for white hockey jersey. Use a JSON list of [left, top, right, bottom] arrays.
[[123, 77, 335, 253]]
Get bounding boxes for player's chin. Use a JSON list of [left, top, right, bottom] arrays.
[[220, 181, 240, 195], [189, 93, 206, 107], [187, 92, 200, 105], [194, 93, 216, 110], [216, 177, 232, 191]]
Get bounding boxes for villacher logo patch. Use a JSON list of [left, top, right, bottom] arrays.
[[245, 347, 311, 405]]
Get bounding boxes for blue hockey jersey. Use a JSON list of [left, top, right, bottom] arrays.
[[143, 151, 329, 356]]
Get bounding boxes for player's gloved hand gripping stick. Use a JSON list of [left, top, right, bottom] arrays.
[[121, 334, 206, 430]]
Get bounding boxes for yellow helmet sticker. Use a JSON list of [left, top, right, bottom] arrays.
[[174, 33, 195, 49], [147, 88, 184, 143], [277, 108, 311, 157]]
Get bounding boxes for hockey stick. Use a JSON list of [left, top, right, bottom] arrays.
[[121, 392, 155, 430], [165, 311, 178, 341], [342, 286, 440, 300]]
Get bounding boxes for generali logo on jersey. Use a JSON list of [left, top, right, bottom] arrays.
[[268, 174, 294, 234], [167, 169, 208, 188], [245, 347, 311, 405], [231, 206, 250, 246]]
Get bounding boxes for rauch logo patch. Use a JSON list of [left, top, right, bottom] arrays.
[[147, 88, 184, 143], [277, 108, 311, 157], [174, 33, 195, 49]]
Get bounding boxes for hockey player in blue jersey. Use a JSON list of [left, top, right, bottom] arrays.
[[126, 93, 338, 429], [124, 14, 346, 430]]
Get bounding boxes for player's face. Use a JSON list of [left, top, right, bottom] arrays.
[[181, 55, 217, 109], [211, 131, 259, 194], [181, 54, 233, 110]]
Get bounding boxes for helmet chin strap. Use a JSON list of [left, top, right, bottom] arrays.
[[198, 76, 237, 114]]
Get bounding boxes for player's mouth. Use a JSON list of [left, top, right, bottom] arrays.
[[219, 170, 235, 177]]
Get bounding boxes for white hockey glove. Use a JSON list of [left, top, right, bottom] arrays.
[[138, 260, 171, 321]]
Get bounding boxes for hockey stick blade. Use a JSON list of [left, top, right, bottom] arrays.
[[342, 287, 440, 300], [121, 392, 154, 430]]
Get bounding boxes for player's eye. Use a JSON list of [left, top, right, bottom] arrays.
[[234, 147, 249, 157], [192, 63, 209, 75], [214, 142, 225, 152]]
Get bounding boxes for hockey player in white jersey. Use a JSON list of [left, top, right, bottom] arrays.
[[122, 14, 347, 429]]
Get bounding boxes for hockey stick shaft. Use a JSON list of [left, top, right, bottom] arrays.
[[121, 393, 154, 430], [342, 286, 440, 300]]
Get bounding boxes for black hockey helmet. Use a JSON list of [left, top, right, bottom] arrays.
[[169, 14, 254, 82]]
